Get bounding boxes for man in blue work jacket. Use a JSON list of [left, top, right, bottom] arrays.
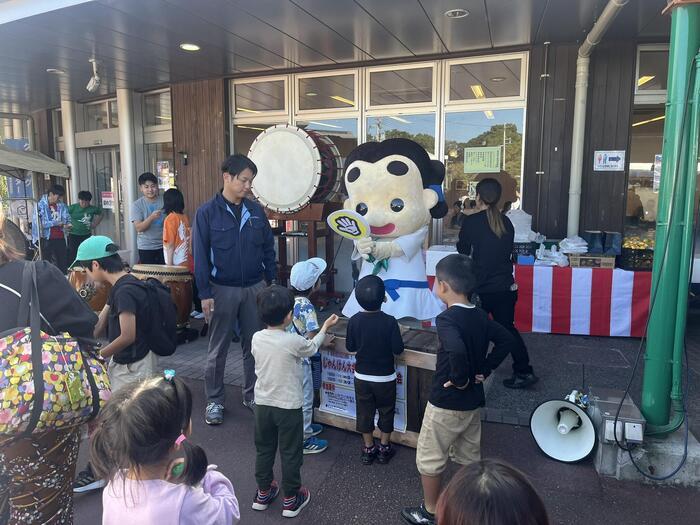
[[193, 154, 277, 425]]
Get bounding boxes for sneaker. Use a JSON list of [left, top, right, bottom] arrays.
[[73, 465, 106, 494], [205, 402, 224, 425], [361, 444, 377, 465], [231, 334, 240, 343], [190, 310, 205, 320], [252, 480, 280, 511], [401, 504, 436, 525], [303, 436, 328, 455], [377, 443, 396, 464], [503, 372, 539, 389], [242, 399, 256, 412], [282, 487, 311, 518], [310, 423, 323, 436]]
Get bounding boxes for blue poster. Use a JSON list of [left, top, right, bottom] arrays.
[[7, 177, 33, 199]]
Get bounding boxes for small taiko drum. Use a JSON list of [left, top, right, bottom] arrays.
[[69, 267, 112, 312], [131, 264, 192, 329]]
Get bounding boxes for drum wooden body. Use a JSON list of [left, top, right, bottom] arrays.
[[248, 124, 343, 214], [68, 268, 112, 312], [131, 264, 192, 328]]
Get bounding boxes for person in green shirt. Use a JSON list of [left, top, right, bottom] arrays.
[[67, 190, 103, 264]]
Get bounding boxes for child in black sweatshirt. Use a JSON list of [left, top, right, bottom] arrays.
[[401, 254, 516, 525], [346, 275, 404, 465]]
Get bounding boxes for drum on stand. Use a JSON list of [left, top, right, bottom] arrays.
[[248, 124, 343, 214], [68, 267, 112, 312], [130, 264, 193, 329], [3, 218, 31, 260]]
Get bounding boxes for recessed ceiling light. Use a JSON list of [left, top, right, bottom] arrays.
[[444, 8, 469, 19], [306, 92, 318, 96], [179, 43, 200, 52], [46, 68, 65, 74], [490, 76, 506, 82]]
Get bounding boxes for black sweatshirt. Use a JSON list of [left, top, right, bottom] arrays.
[[346, 311, 404, 377], [456, 210, 515, 294], [430, 304, 515, 411]]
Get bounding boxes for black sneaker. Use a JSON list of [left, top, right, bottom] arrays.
[[73, 464, 106, 494], [503, 373, 539, 389], [252, 480, 280, 511], [361, 445, 377, 465], [377, 443, 396, 464], [282, 487, 310, 518], [401, 504, 435, 525]]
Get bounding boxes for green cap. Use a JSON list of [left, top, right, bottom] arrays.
[[69, 235, 117, 268]]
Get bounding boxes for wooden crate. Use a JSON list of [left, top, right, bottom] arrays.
[[568, 253, 616, 269]]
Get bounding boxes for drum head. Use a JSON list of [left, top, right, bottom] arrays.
[[248, 125, 322, 213]]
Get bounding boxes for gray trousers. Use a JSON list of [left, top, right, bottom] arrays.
[[205, 280, 265, 404]]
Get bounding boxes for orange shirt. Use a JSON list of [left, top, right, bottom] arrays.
[[163, 212, 192, 270]]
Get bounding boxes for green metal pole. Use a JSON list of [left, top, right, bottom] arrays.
[[641, 3, 700, 427]]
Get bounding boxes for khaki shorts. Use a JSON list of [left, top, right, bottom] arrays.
[[107, 351, 160, 394], [415, 402, 481, 476]]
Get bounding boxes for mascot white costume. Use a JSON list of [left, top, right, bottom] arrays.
[[341, 138, 448, 320]]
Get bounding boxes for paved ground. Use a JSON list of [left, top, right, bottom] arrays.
[[73, 307, 700, 524]]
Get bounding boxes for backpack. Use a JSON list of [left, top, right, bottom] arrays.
[[125, 278, 178, 356]]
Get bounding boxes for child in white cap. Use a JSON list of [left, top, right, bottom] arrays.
[[288, 257, 329, 454]]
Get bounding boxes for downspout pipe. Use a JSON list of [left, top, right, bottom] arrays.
[[566, 0, 629, 238]]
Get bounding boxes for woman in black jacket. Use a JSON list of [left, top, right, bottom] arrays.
[[0, 210, 97, 524], [457, 178, 538, 389]]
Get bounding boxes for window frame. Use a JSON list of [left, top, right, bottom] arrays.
[[295, 70, 359, 114], [233, 75, 289, 118], [365, 62, 438, 111]]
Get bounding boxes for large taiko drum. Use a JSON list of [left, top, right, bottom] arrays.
[[69, 268, 112, 312], [131, 264, 192, 329], [248, 124, 343, 214]]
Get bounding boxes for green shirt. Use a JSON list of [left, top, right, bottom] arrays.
[[68, 204, 102, 236]]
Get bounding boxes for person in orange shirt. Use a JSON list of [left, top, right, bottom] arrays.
[[162, 188, 203, 318]]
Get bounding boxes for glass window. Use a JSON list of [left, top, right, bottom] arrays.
[[53, 109, 63, 138], [85, 103, 109, 131], [449, 59, 522, 101], [366, 113, 436, 155], [235, 80, 285, 113], [298, 74, 355, 111], [109, 101, 119, 128], [233, 123, 287, 154], [442, 109, 525, 241], [144, 92, 172, 126], [369, 67, 433, 106], [145, 142, 176, 190], [637, 49, 668, 92], [296, 118, 358, 166]]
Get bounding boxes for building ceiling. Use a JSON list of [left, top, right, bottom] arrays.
[[0, 0, 670, 113]]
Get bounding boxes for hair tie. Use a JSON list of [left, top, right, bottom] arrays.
[[428, 184, 445, 202], [164, 369, 176, 381], [175, 434, 187, 446]]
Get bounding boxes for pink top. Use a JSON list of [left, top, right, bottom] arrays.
[[102, 467, 240, 525]]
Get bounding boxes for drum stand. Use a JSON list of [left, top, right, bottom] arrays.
[[267, 202, 345, 310]]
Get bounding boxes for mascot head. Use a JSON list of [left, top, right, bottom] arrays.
[[343, 138, 448, 239]]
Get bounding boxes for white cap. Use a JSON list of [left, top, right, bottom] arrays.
[[290, 257, 327, 291]]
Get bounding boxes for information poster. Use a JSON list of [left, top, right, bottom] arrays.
[[653, 154, 662, 192], [156, 160, 175, 189], [464, 146, 501, 174], [101, 191, 114, 210], [593, 150, 625, 171], [319, 350, 407, 433]]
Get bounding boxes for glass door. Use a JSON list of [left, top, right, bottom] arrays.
[[89, 147, 124, 246]]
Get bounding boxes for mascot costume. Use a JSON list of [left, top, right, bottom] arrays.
[[341, 138, 448, 320]]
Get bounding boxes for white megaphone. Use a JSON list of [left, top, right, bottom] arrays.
[[530, 390, 596, 463]]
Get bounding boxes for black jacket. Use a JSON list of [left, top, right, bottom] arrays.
[[430, 304, 515, 411], [0, 260, 97, 338], [456, 210, 515, 294]]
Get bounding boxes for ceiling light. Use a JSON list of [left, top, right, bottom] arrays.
[[484, 110, 495, 119], [155, 115, 172, 121], [237, 125, 266, 131], [236, 107, 261, 114], [179, 43, 201, 52], [389, 116, 411, 124], [309, 121, 341, 129], [330, 95, 354, 106], [306, 92, 318, 96], [445, 8, 469, 18], [46, 68, 65, 75], [632, 115, 665, 127], [470, 84, 485, 98], [490, 76, 506, 82], [637, 75, 655, 87]]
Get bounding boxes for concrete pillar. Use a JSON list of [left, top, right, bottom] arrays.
[[61, 100, 80, 204], [117, 88, 138, 263]]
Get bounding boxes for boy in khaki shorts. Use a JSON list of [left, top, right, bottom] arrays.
[[401, 254, 516, 525]]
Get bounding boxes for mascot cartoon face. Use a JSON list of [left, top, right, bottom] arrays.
[[343, 139, 448, 238]]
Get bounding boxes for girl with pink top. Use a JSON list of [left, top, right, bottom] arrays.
[[91, 371, 240, 524]]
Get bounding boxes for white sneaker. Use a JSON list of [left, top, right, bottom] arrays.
[[190, 310, 205, 319]]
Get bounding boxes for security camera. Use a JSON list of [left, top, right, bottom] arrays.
[[86, 58, 101, 93]]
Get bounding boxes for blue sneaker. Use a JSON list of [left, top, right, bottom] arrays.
[[205, 402, 224, 425], [310, 423, 323, 436], [303, 436, 328, 455]]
